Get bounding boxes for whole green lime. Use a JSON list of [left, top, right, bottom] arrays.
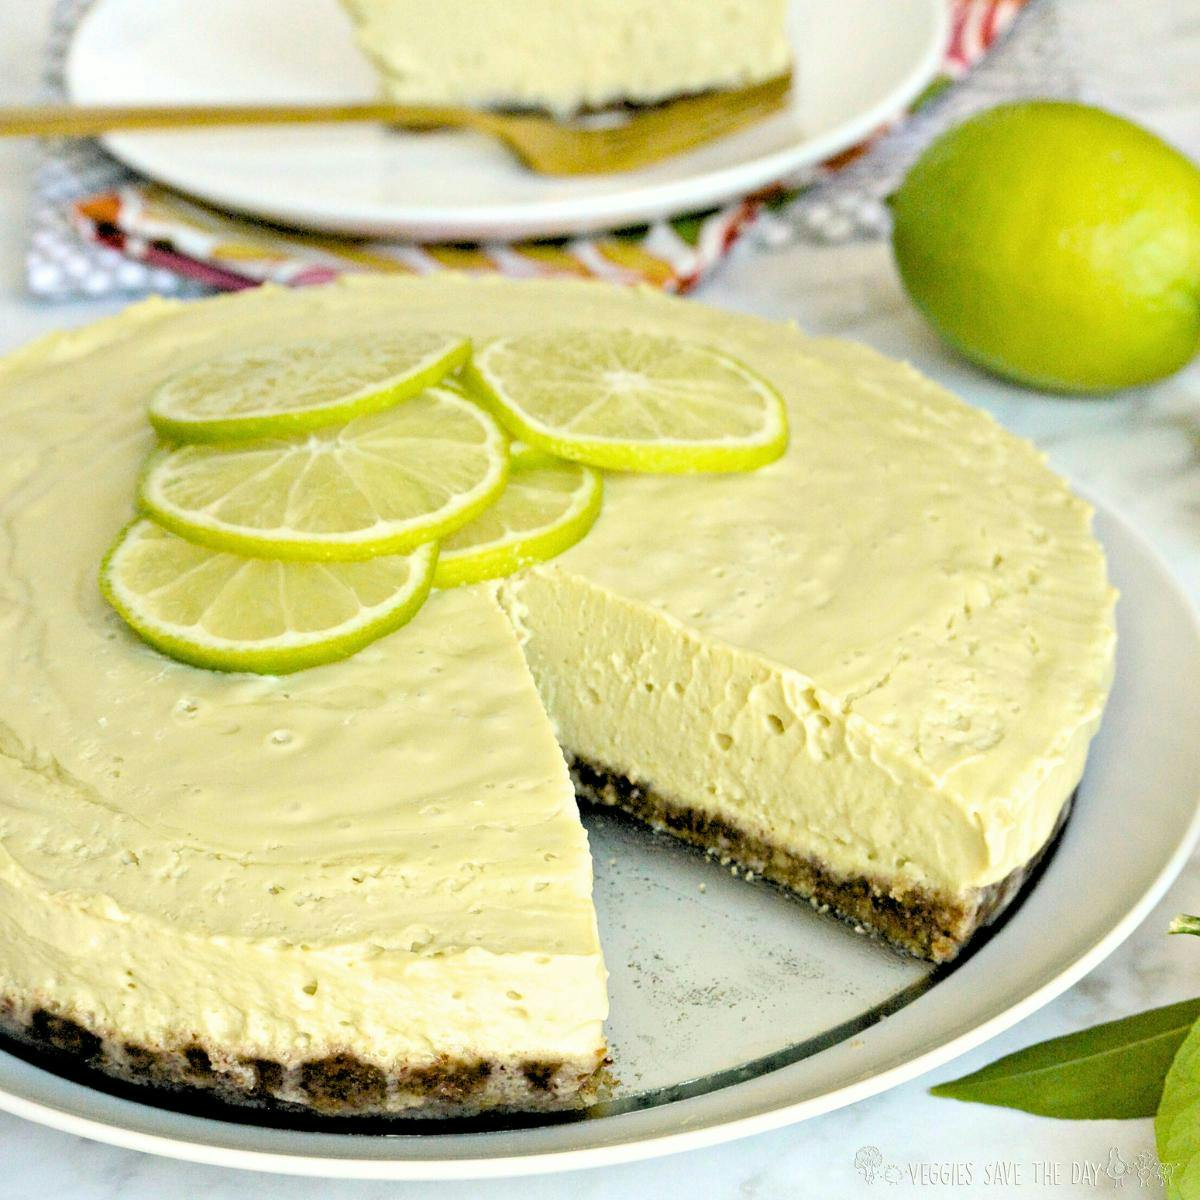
[[890, 101, 1200, 393]]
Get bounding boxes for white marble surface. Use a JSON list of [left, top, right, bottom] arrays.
[[1, 1, 1199, 1195]]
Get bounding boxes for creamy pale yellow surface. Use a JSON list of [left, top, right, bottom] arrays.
[[0, 276, 1114, 1082], [338, 0, 791, 114]]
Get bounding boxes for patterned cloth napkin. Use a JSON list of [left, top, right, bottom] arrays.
[[28, 0, 1063, 301]]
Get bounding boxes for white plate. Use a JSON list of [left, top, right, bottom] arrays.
[[0, 498, 1197, 1179], [65, 0, 948, 241]]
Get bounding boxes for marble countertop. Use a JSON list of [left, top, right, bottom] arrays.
[[1, 1, 1199, 1195]]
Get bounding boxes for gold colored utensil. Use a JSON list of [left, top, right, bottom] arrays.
[[0, 76, 790, 175]]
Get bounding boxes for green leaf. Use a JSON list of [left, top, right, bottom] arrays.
[[931, 998, 1200, 1119], [1157, 1010, 1200, 1197], [1170, 914, 1200, 937]]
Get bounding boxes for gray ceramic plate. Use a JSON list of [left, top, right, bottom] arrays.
[[0, 498, 1197, 1179]]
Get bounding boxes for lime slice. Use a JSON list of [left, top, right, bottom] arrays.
[[434, 451, 602, 589], [147, 333, 471, 442], [100, 518, 436, 674], [464, 330, 788, 473], [139, 386, 510, 561]]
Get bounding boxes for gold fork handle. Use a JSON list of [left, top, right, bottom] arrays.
[[0, 102, 498, 138]]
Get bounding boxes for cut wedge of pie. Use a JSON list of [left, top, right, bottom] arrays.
[[337, 0, 792, 116]]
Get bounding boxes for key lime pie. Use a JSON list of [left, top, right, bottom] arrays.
[[338, 0, 792, 115], [0, 276, 1115, 1116]]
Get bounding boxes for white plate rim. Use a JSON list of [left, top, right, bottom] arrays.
[[0, 494, 1195, 1180], [64, 0, 950, 241]]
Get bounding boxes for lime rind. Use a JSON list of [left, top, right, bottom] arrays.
[[434, 457, 603, 589], [147, 334, 472, 443], [100, 519, 437, 675], [507, 440, 565, 471], [463, 333, 789, 474], [138, 386, 510, 561]]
